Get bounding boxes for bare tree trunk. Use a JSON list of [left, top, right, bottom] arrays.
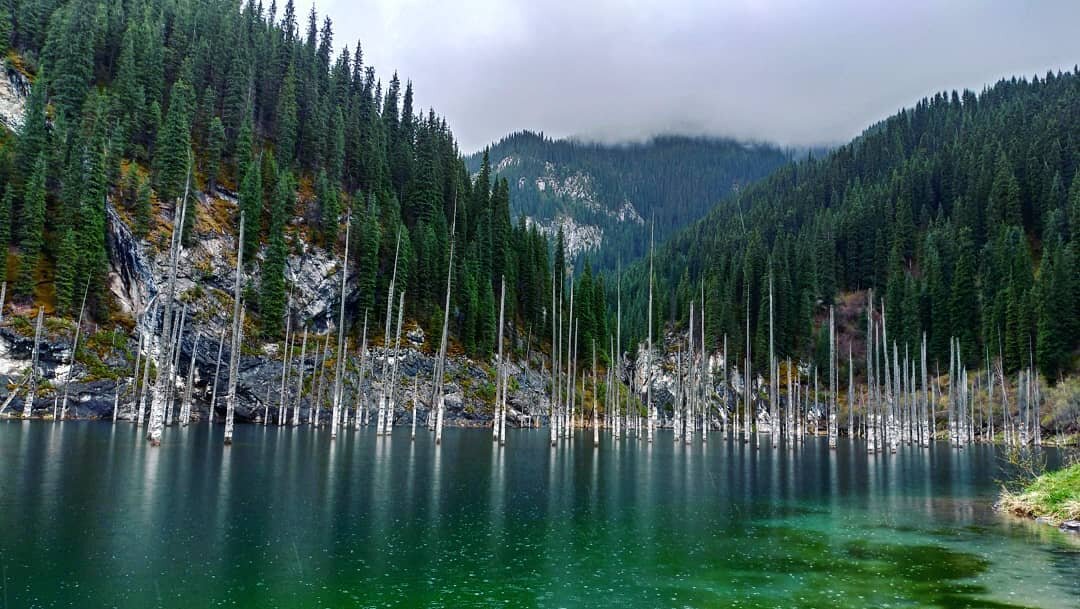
[[435, 202, 458, 445], [22, 307, 44, 418], [829, 305, 837, 449], [330, 216, 351, 440], [223, 210, 246, 446], [61, 281, 90, 420], [148, 166, 191, 445], [180, 331, 200, 426], [294, 329, 307, 426], [208, 328, 225, 424], [137, 307, 156, 427], [279, 292, 293, 427], [493, 278, 506, 443], [411, 373, 419, 440], [384, 291, 405, 436], [167, 305, 187, 427], [647, 221, 655, 443], [358, 312, 369, 430], [131, 329, 144, 421], [592, 341, 599, 447]]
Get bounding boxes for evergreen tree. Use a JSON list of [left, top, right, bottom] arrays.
[[260, 171, 293, 337], [989, 149, 1022, 230], [205, 117, 225, 193], [153, 80, 194, 207], [950, 229, 979, 360], [239, 160, 262, 263], [42, 0, 94, 120], [0, 184, 11, 250], [274, 64, 298, 165], [134, 176, 153, 238], [317, 169, 340, 246], [54, 229, 77, 314], [16, 156, 46, 298], [0, 0, 11, 52]]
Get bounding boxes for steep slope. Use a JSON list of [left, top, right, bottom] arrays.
[[622, 71, 1080, 382], [0, 0, 551, 362], [0, 0, 556, 423], [466, 131, 790, 269]]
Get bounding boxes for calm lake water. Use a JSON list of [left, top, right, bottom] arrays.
[[1, 421, 1077, 608]]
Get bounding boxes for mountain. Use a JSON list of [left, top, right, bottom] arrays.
[[465, 131, 791, 270], [621, 71, 1080, 381], [0, 0, 551, 362]]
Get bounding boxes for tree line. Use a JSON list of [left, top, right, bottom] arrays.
[[466, 130, 790, 272], [621, 71, 1080, 383]]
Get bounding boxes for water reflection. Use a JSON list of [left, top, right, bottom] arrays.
[[0, 421, 1076, 609]]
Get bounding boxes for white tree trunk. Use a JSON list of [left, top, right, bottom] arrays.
[[22, 307, 44, 418], [223, 210, 246, 446], [330, 218, 351, 440], [148, 169, 191, 445], [294, 329, 307, 426]]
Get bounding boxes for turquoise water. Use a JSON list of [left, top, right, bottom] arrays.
[[0, 421, 1077, 608]]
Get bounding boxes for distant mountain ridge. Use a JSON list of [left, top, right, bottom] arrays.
[[466, 131, 791, 270]]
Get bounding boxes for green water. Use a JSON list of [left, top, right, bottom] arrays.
[[0, 421, 1077, 608]]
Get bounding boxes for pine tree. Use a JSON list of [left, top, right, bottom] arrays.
[[75, 99, 110, 312], [274, 64, 298, 165], [17, 76, 49, 193], [239, 160, 262, 263], [0, 1, 11, 52], [16, 156, 46, 299], [43, 0, 94, 121], [54, 229, 77, 314], [989, 149, 1021, 230], [152, 80, 194, 206], [0, 184, 11, 250], [205, 117, 225, 194], [950, 229, 979, 361], [260, 171, 292, 337], [134, 177, 153, 239], [317, 169, 340, 247]]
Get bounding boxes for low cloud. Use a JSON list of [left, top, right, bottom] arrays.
[[304, 0, 1080, 152]]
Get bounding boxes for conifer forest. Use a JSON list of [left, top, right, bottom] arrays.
[[0, 1, 1077, 608]]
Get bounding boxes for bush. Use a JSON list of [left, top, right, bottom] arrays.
[[1044, 377, 1080, 433]]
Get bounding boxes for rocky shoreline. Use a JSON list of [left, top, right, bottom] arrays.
[[0, 322, 553, 428]]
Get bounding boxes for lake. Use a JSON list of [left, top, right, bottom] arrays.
[[0, 421, 1077, 608]]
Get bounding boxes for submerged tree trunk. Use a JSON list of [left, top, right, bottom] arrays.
[[223, 210, 246, 446], [180, 331, 200, 426], [60, 281, 89, 420], [294, 329, 308, 426], [434, 202, 457, 446], [209, 328, 226, 425], [493, 278, 506, 443], [148, 166, 191, 445], [330, 217, 351, 440], [647, 221, 655, 443], [22, 307, 44, 418]]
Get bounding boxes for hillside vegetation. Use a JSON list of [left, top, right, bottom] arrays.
[[0, 0, 552, 360], [467, 131, 790, 270], [620, 71, 1080, 387]]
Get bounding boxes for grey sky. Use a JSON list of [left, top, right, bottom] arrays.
[[301, 0, 1080, 153]]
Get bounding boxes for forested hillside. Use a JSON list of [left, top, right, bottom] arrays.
[[0, 0, 551, 358], [621, 71, 1080, 381], [466, 131, 790, 271]]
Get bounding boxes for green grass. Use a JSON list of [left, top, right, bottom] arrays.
[[1001, 462, 1080, 524]]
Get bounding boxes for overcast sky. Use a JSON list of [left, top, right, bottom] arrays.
[[300, 0, 1080, 153]]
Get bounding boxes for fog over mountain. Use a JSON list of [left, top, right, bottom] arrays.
[[303, 0, 1080, 152]]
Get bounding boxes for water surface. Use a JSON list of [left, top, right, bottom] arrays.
[[1, 421, 1077, 608]]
